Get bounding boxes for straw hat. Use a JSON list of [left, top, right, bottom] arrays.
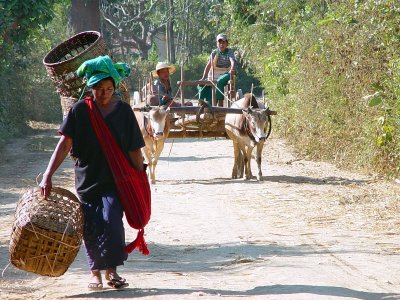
[[151, 62, 176, 78]]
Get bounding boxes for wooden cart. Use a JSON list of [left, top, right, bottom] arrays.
[[135, 64, 276, 139]]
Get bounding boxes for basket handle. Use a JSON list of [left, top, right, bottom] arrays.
[[36, 173, 42, 186]]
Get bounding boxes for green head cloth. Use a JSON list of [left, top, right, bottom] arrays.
[[76, 55, 130, 88]]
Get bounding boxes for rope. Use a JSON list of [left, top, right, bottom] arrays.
[[167, 138, 175, 161], [1, 262, 11, 277], [170, 84, 200, 107], [207, 79, 236, 105]]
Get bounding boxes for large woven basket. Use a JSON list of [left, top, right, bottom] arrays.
[[60, 96, 78, 119], [10, 187, 84, 277], [43, 31, 109, 98]]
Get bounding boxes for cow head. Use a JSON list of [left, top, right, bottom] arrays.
[[243, 107, 269, 143], [148, 106, 169, 140]]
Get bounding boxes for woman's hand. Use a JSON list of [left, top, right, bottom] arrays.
[[38, 135, 72, 198], [39, 172, 53, 198]]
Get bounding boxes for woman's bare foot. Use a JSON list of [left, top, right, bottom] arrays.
[[105, 268, 128, 289], [88, 270, 103, 290]]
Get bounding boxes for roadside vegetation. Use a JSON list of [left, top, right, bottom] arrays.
[[1, 0, 399, 177], [226, 1, 400, 176], [0, 1, 70, 143]]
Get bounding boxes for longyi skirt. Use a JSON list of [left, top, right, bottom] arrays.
[[81, 191, 128, 270]]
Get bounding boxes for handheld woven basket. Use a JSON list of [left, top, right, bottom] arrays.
[[10, 187, 84, 277], [43, 31, 109, 98]]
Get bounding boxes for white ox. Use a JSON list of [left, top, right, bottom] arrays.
[[134, 106, 170, 184], [225, 93, 270, 181]]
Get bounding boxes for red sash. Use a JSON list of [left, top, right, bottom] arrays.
[[85, 97, 151, 255]]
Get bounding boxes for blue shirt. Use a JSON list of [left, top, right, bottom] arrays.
[[154, 79, 173, 105], [60, 96, 145, 201]]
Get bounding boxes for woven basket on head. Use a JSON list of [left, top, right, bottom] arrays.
[[43, 31, 109, 98], [10, 187, 84, 277]]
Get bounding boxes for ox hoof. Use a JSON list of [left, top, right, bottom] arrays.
[[257, 176, 263, 181]]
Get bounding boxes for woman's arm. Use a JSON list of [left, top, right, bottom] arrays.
[[129, 148, 144, 171], [39, 135, 72, 197]]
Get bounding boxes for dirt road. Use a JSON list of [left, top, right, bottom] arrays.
[[1, 121, 400, 300]]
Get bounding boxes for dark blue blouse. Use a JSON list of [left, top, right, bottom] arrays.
[[60, 96, 145, 202]]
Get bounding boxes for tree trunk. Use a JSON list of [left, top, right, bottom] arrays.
[[166, 23, 170, 62], [168, 0, 175, 63], [69, 0, 101, 33]]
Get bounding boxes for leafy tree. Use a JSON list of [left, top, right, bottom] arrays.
[[99, 0, 222, 62], [0, 0, 60, 57], [100, 0, 165, 59], [0, 0, 70, 147]]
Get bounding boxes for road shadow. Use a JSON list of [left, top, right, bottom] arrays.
[[165, 138, 228, 144], [2, 237, 396, 299], [126, 241, 385, 273], [2, 239, 379, 279], [262, 175, 371, 186], [157, 175, 370, 186], [158, 155, 231, 162], [64, 285, 399, 299]]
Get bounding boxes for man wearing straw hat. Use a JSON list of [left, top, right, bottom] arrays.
[[39, 55, 149, 290], [148, 61, 178, 106]]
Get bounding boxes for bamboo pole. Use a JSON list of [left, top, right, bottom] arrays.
[[180, 64, 184, 105], [211, 66, 216, 107]]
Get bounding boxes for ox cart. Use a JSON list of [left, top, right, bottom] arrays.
[[135, 65, 277, 140], [134, 64, 277, 183]]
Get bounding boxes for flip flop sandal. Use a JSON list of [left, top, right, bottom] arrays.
[[107, 278, 129, 289], [88, 282, 103, 291]]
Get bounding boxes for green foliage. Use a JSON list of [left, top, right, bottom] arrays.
[[225, 0, 400, 177], [0, 0, 62, 55], [127, 58, 154, 92], [177, 54, 209, 97], [22, 2, 72, 122], [148, 43, 160, 65], [0, 1, 70, 149]]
